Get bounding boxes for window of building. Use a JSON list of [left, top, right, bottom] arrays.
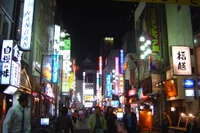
[[0, 7, 12, 39], [36, 40, 42, 71]]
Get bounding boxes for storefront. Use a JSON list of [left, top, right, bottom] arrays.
[[0, 40, 23, 132]]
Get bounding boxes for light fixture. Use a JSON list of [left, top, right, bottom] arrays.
[[112, 69, 115, 73], [171, 107, 176, 112], [146, 49, 152, 54], [139, 36, 145, 42], [181, 113, 185, 116], [189, 113, 193, 117], [60, 32, 66, 38], [140, 45, 145, 51], [59, 41, 65, 46], [146, 40, 151, 45], [140, 54, 145, 59]]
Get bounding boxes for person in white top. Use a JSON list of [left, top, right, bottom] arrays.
[[3, 93, 31, 133]]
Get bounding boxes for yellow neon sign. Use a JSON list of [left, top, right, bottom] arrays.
[[113, 0, 200, 7]]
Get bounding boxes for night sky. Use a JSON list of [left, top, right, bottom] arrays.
[[56, 1, 136, 66]]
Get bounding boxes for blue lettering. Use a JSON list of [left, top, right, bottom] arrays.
[[25, 11, 31, 16]]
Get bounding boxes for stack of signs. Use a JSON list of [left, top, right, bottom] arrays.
[[0, 40, 21, 94]]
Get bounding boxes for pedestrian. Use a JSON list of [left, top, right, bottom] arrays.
[[3, 93, 31, 133], [122, 104, 137, 133], [88, 106, 106, 133], [55, 107, 74, 133], [163, 110, 172, 133], [105, 106, 117, 133], [72, 110, 78, 124]]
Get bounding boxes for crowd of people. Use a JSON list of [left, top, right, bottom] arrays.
[[2, 93, 139, 133]]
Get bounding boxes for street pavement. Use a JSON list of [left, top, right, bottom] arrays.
[[73, 118, 90, 133], [73, 118, 162, 133]]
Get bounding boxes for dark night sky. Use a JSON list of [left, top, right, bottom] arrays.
[[56, 1, 136, 66]]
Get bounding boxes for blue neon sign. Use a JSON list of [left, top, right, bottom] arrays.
[[106, 74, 112, 98], [52, 55, 59, 83], [120, 49, 124, 74]]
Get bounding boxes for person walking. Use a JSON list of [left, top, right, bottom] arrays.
[[163, 110, 172, 133], [3, 93, 31, 133], [72, 110, 78, 124], [88, 106, 106, 133], [105, 106, 117, 133], [55, 107, 73, 133], [122, 105, 137, 133]]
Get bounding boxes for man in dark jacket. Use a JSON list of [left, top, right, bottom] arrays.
[[56, 107, 73, 133], [122, 105, 137, 133]]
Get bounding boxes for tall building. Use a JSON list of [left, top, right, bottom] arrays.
[[100, 37, 114, 66], [82, 58, 97, 108], [0, 0, 59, 128]]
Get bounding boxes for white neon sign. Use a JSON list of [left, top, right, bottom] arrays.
[[20, 0, 35, 51]]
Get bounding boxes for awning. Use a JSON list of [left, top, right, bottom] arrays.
[[19, 69, 32, 94]]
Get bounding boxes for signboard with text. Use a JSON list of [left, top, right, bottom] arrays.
[[1, 40, 13, 84], [172, 46, 192, 75], [20, 0, 35, 51]]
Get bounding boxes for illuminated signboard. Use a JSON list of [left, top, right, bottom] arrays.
[[119, 74, 124, 94], [112, 0, 200, 7], [183, 79, 194, 88], [54, 25, 61, 42], [106, 74, 112, 98], [185, 89, 195, 96], [120, 49, 124, 74], [52, 55, 59, 83], [1, 40, 13, 84], [99, 56, 102, 75], [96, 72, 99, 91], [115, 57, 119, 74], [10, 61, 21, 88], [172, 46, 192, 75], [20, 0, 35, 51]]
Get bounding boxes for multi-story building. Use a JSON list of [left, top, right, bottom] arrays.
[[0, 0, 16, 131], [0, 0, 61, 128], [131, 1, 200, 129], [82, 58, 97, 108]]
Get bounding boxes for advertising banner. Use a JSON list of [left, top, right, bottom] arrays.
[[135, 3, 160, 71]]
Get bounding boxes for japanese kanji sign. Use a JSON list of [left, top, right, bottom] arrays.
[[172, 46, 192, 75], [1, 40, 13, 84]]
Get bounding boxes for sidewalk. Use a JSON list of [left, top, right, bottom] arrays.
[[73, 118, 89, 130]]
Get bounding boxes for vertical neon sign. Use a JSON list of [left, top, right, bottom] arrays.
[[20, 0, 35, 51], [98, 56, 102, 75], [106, 74, 112, 98], [96, 72, 100, 103], [115, 57, 119, 95], [83, 72, 86, 104], [120, 49, 124, 74], [115, 57, 119, 74]]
